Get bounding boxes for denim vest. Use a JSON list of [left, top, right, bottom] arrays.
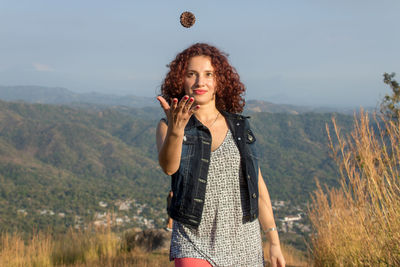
[[164, 111, 259, 228]]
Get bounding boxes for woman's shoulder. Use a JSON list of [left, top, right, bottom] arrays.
[[221, 110, 251, 122]]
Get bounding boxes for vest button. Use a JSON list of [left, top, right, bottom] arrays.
[[238, 137, 241, 141], [252, 214, 257, 219], [252, 193, 257, 199], [247, 174, 251, 179]]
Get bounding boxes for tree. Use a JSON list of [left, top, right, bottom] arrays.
[[380, 72, 400, 120]]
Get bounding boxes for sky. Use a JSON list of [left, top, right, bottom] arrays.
[[0, 0, 399, 108]]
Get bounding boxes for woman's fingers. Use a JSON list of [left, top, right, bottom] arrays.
[[171, 98, 178, 111], [183, 97, 194, 112], [177, 95, 189, 112], [159, 95, 197, 125], [188, 104, 200, 115], [174, 95, 195, 115], [157, 96, 171, 114], [180, 96, 197, 118]]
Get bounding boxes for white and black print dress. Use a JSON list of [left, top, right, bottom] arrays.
[[170, 130, 265, 267]]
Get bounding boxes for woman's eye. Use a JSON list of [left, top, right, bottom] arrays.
[[206, 72, 214, 77]]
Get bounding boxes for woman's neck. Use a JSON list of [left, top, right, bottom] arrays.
[[194, 102, 220, 123]]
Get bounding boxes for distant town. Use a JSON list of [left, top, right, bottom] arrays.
[[18, 198, 311, 238]]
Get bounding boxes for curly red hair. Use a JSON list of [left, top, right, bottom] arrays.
[[160, 43, 246, 113]]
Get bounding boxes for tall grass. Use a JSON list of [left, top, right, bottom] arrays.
[[0, 226, 173, 267], [0, 232, 52, 267], [51, 226, 120, 265], [1, 226, 308, 266], [264, 242, 309, 267], [309, 110, 400, 266]]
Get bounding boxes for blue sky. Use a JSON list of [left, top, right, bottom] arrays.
[[0, 0, 399, 107]]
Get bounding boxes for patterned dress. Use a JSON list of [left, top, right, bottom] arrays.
[[170, 130, 265, 267]]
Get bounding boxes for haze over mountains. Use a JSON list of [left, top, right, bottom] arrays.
[[0, 85, 375, 114], [0, 85, 157, 108]]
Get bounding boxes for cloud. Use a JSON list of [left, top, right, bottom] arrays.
[[33, 63, 54, 72]]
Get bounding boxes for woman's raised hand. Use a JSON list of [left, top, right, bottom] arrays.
[[157, 95, 199, 135]]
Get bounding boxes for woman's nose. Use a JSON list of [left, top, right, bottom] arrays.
[[196, 75, 205, 86]]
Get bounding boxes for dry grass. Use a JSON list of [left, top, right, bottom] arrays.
[[264, 242, 309, 267], [1, 226, 309, 266], [51, 227, 120, 265], [309, 110, 400, 266], [0, 232, 52, 267], [0, 226, 174, 267]]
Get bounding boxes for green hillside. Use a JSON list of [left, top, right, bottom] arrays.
[[0, 101, 169, 234], [0, 100, 354, 236], [250, 112, 353, 203]]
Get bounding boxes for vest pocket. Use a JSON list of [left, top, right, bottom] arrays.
[[176, 134, 197, 212], [181, 134, 196, 159], [245, 129, 258, 159], [246, 129, 256, 144]]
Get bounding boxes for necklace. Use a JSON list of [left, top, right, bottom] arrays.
[[197, 111, 220, 129], [209, 112, 220, 128]]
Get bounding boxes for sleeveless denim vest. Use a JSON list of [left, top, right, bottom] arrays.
[[163, 111, 259, 228]]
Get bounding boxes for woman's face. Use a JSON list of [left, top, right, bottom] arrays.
[[183, 56, 217, 106]]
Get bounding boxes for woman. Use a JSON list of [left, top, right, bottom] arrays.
[[156, 43, 285, 267]]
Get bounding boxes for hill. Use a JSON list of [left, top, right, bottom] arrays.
[[0, 100, 354, 246], [0, 100, 168, 233]]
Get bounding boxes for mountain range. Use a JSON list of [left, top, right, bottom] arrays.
[[0, 85, 375, 114]]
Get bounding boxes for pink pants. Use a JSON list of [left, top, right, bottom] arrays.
[[175, 258, 212, 267]]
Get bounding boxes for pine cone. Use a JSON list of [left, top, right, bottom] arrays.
[[180, 11, 196, 28]]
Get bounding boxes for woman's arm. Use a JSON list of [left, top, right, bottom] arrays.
[[156, 119, 183, 175], [258, 169, 286, 267], [156, 95, 198, 175], [258, 169, 279, 243]]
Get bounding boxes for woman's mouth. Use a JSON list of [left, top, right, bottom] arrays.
[[193, 89, 207, 95]]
